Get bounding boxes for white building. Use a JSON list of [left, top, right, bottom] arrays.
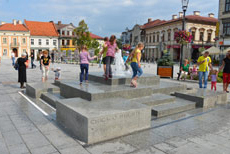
[[24, 20, 59, 59]]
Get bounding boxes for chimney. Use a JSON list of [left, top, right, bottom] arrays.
[[148, 18, 152, 23], [194, 11, 200, 16], [172, 15, 178, 20], [208, 13, 214, 18], [58, 21, 61, 25], [49, 21, 54, 23], [17, 20, 22, 24], [13, 19, 17, 25], [179, 12, 183, 18], [0, 21, 6, 25]]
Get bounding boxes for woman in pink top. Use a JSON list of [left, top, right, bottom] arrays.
[[79, 45, 97, 84], [105, 35, 118, 80]]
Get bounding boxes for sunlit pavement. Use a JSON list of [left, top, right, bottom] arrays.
[[0, 59, 230, 154]]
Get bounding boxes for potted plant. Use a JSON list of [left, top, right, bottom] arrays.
[[157, 50, 174, 78]]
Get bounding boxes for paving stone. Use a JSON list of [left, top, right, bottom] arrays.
[[16, 125, 39, 135], [153, 142, 176, 153], [2, 130, 24, 146], [86, 139, 136, 154], [130, 146, 166, 154], [121, 130, 166, 149], [43, 129, 79, 149], [58, 146, 90, 154], [30, 144, 57, 154], [0, 138, 9, 154], [165, 137, 190, 148], [8, 143, 29, 154], [21, 131, 50, 149], [10, 114, 34, 128]]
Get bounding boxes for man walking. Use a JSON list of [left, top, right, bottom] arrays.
[[31, 50, 36, 69], [197, 51, 213, 89], [11, 51, 15, 66]]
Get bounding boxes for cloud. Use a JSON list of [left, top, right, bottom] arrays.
[[0, 0, 218, 37]]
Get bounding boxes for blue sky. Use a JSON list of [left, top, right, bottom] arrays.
[[0, 0, 218, 37]]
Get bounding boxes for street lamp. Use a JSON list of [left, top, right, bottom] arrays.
[[177, 0, 189, 80]]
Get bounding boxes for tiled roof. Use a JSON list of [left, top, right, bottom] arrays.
[[143, 15, 218, 29], [90, 33, 103, 40], [55, 23, 76, 30], [24, 20, 59, 37], [0, 23, 29, 31]]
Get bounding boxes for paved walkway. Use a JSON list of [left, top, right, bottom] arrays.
[[0, 59, 230, 154]]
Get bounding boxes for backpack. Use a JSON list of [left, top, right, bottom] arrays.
[[14, 59, 19, 70]]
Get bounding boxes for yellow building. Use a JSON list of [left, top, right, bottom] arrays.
[[0, 20, 30, 58]]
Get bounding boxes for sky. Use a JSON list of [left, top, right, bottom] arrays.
[[0, 0, 219, 38]]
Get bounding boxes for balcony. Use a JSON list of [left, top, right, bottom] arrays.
[[10, 42, 20, 47]]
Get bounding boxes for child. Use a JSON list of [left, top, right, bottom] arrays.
[[123, 51, 130, 71], [209, 69, 218, 91], [79, 45, 97, 84], [53, 67, 61, 80], [41, 50, 51, 82], [190, 65, 198, 80]]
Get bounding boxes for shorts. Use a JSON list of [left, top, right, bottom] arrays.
[[223, 73, 230, 83], [102, 57, 106, 65], [42, 66, 49, 78]]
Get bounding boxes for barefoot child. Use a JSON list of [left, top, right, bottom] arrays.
[[53, 67, 61, 80], [209, 69, 218, 91], [127, 42, 144, 88], [190, 65, 198, 80], [79, 45, 97, 84]]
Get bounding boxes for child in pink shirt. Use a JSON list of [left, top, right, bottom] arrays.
[[79, 45, 97, 84]]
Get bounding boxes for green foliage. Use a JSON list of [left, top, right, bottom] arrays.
[[218, 71, 223, 78], [73, 20, 100, 52], [157, 51, 174, 66], [116, 38, 122, 49]]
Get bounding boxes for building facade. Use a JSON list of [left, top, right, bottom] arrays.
[[219, 0, 230, 48], [121, 28, 132, 46], [24, 20, 59, 59], [130, 24, 142, 48], [142, 11, 217, 61], [0, 20, 30, 58], [55, 21, 76, 52]]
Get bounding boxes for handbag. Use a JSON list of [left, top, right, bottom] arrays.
[[14, 60, 19, 70]]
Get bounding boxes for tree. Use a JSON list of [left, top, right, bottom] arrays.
[[116, 38, 122, 49], [73, 20, 100, 53]]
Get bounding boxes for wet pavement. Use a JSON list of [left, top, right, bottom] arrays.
[[0, 59, 230, 154]]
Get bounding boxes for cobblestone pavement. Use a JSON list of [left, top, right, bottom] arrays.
[[0, 59, 230, 154]]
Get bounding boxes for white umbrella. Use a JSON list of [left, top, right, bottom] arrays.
[[202, 46, 220, 55]]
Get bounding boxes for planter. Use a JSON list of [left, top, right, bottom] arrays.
[[157, 65, 173, 78]]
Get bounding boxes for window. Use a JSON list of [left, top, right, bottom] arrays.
[[13, 38, 17, 45], [31, 39, 34, 45], [46, 39, 49, 45], [3, 38, 7, 44], [3, 49, 7, 56], [192, 31, 196, 41], [157, 34, 159, 42], [22, 38, 26, 44], [153, 35, 155, 43], [168, 32, 171, 41], [226, 0, 230, 12], [72, 40, 75, 45], [67, 40, 70, 45], [199, 32, 204, 41], [67, 31, 70, 36], [223, 22, 230, 35], [207, 33, 212, 42], [72, 32, 75, 36], [58, 30, 60, 34], [39, 39, 42, 45], [62, 31, 65, 35], [162, 34, 165, 42], [23, 49, 26, 53], [62, 40, 65, 45], [53, 40, 57, 46], [146, 37, 148, 43], [149, 36, 152, 43]]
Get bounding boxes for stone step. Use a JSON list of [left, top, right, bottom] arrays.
[[151, 99, 196, 118], [174, 89, 227, 108], [56, 97, 151, 144], [129, 93, 175, 107], [41, 92, 63, 108], [152, 81, 186, 95], [59, 80, 153, 101], [26, 82, 60, 98], [88, 72, 160, 86]]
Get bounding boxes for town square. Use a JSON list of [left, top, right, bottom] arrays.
[[1, 0, 230, 154]]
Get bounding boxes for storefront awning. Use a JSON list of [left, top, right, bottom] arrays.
[[202, 46, 220, 55]]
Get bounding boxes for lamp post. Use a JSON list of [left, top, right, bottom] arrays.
[[177, 0, 189, 80]]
